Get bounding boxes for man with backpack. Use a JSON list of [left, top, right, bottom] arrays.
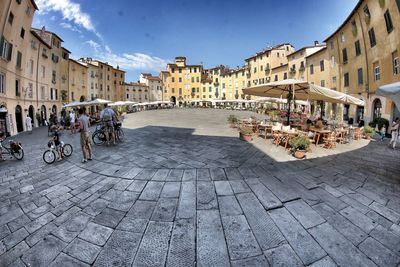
[[100, 104, 116, 145]]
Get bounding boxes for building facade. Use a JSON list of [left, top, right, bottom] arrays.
[[68, 58, 88, 102], [325, 0, 400, 124], [125, 82, 149, 103], [140, 73, 162, 101]]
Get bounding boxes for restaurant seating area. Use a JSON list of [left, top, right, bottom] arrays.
[[232, 114, 371, 159]]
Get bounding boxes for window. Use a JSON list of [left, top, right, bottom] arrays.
[[254, 67, 257, 73], [283, 73, 287, 79], [274, 75, 278, 82], [373, 63, 380, 81], [0, 73, 5, 94], [0, 36, 13, 61], [340, 32, 345, 43], [357, 68, 363, 85], [178, 68, 182, 73], [191, 77, 194, 83], [27, 83, 33, 98], [20, 28, 25, 39], [332, 76, 337, 83], [393, 51, 399, 75], [368, 28, 376, 47], [344, 73, 349, 87], [179, 88, 182, 95], [15, 79, 20, 96], [342, 48, 348, 64], [25, 6, 31, 16], [351, 20, 357, 33], [171, 68, 175, 73], [209, 87, 212, 92], [331, 56, 336, 67], [8, 12, 14, 25], [28, 59, 33, 75], [384, 10, 394, 33], [171, 77, 175, 82], [260, 65, 263, 71], [330, 41, 334, 49], [310, 64, 314, 74], [41, 86, 45, 100], [355, 40, 361, 56], [16, 51, 22, 69], [363, 5, 370, 18], [321, 80, 325, 87], [320, 60, 325, 72], [178, 77, 182, 82]]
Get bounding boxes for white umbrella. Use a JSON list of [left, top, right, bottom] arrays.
[[109, 101, 127, 106], [377, 82, 400, 110], [87, 99, 111, 106], [63, 101, 89, 108], [244, 79, 364, 105]]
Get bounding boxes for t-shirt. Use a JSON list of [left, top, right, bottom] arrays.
[[70, 113, 75, 122], [78, 115, 90, 132], [54, 131, 60, 146], [100, 108, 115, 121]]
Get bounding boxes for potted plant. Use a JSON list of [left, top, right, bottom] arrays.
[[363, 126, 374, 139], [289, 135, 311, 159], [239, 127, 253, 142], [227, 115, 238, 128]]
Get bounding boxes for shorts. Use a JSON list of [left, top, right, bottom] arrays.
[[104, 121, 115, 133], [80, 132, 91, 147]]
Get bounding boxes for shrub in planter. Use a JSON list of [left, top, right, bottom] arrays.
[[363, 126, 374, 139], [239, 127, 253, 141], [289, 135, 311, 159], [369, 118, 389, 132], [227, 115, 238, 127]]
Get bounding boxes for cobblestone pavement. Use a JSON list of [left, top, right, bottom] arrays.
[[1, 108, 400, 267]]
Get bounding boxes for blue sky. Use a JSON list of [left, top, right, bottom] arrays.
[[33, 0, 358, 81]]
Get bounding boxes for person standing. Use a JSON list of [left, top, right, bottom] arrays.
[[100, 104, 116, 145], [70, 110, 76, 134], [78, 108, 92, 163], [25, 115, 32, 134], [389, 117, 399, 149]]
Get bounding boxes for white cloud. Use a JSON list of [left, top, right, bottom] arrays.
[[60, 22, 82, 33], [85, 40, 168, 72], [36, 0, 102, 39]]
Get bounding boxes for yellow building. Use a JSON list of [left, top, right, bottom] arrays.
[[112, 67, 125, 101], [325, 0, 400, 123], [68, 58, 88, 102], [164, 57, 203, 105], [270, 64, 288, 82], [245, 44, 295, 87]]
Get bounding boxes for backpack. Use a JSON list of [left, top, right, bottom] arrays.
[[103, 108, 112, 121]]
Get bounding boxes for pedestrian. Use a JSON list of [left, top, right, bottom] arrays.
[[100, 104, 116, 145], [36, 111, 41, 127], [78, 108, 92, 163], [70, 110, 76, 134], [25, 115, 32, 134], [389, 117, 399, 149]]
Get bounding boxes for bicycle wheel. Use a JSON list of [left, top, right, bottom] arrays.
[[12, 148, 24, 160], [116, 129, 124, 141], [92, 131, 106, 146], [63, 144, 73, 157], [43, 150, 56, 164]]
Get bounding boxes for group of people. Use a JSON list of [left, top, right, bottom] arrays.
[[51, 103, 119, 163]]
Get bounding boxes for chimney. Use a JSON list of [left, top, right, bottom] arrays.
[[314, 40, 319, 46]]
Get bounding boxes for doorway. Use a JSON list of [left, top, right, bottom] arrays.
[[15, 105, 24, 132]]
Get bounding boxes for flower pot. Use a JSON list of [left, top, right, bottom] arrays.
[[239, 132, 252, 142], [230, 123, 237, 128], [294, 150, 306, 159]]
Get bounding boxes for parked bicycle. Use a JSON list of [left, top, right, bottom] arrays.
[[43, 140, 73, 164], [0, 137, 24, 160], [92, 121, 124, 146]]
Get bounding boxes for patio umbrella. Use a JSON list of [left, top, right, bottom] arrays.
[[243, 79, 365, 124], [109, 101, 127, 106], [63, 101, 89, 108], [377, 82, 400, 110], [87, 98, 111, 106]]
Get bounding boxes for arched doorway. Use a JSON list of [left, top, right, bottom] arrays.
[[80, 95, 85, 102], [28, 105, 34, 125], [41, 105, 47, 122], [372, 98, 382, 120], [15, 105, 23, 132], [170, 96, 176, 105], [52, 105, 57, 115], [356, 106, 364, 123]]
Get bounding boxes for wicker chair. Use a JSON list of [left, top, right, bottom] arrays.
[[324, 131, 337, 149]]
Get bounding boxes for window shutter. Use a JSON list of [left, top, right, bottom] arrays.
[[0, 36, 4, 57], [7, 43, 13, 61]]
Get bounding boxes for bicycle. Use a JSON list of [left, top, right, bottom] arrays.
[[0, 137, 24, 160], [43, 140, 73, 164], [92, 121, 124, 146]]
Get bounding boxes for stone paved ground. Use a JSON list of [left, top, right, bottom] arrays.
[[0, 108, 400, 267]]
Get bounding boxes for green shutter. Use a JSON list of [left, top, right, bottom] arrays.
[[7, 43, 13, 61], [396, 0, 400, 11], [0, 36, 4, 57]]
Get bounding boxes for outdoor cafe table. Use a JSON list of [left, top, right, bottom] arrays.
[[275, 130, 298, 149], [310, 127, 332, 146]]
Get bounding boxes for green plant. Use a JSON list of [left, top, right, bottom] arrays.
[[240, 127, 253, 136], [289, 135, 311, 150], [227, 115, 238, 124], [369, 117, 389, 131], [364, 126, 374, 137]]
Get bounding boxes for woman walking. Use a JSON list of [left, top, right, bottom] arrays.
[[389, 117, 399, 149], [25, 115, 32, 134]]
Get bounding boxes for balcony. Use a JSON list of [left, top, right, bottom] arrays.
[[289, 67, 296, 74], [42, 53, 48, 59], [299, 65, 305, 72]]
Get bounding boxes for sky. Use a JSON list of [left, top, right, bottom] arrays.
[[32, 0, 359, 82]]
